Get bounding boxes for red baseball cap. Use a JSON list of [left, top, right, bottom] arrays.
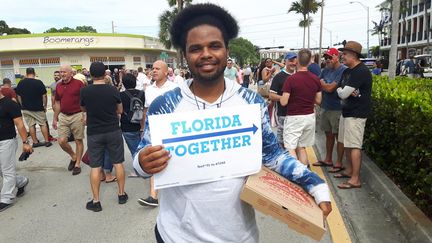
[[323, 48, 339, 57]]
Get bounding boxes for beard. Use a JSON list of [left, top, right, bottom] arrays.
[[189, 62, 226, 86]]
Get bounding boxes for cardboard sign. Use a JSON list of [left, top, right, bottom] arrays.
[[148, 104, 262, 189], [241, 167, 326, 241]]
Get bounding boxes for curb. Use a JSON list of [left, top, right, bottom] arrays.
[[360, 153, 432, 243], [314, 139, 432, 243]]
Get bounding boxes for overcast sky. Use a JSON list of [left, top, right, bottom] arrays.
[[2, 0, 384, 50]]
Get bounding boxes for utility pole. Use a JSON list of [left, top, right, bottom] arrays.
[[319, 0, 324, 57], [350, 2, 370, 57], [111, 21, 115, 34]]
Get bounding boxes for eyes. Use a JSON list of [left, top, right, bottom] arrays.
[[188, 42, 224, 53]]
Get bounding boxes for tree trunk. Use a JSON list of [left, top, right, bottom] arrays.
[[303, 16, 306, 48], [307, 14, 311, 48], [389, 0, 401, 80], [177, 0, 184, 67]]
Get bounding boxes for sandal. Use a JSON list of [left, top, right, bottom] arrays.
[[338, 181, 362, 189], [328, 166, 345, 173], [312, 161, 333, 167], [333, 173, 351, 179], [106, 177, 117, 183]]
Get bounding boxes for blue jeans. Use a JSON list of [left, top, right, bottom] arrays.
[[122, 131, 141, 159]]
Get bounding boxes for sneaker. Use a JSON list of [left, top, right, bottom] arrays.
[[86, 200, 102, 212], [118, 193, 128, 204], [16, 178, 29, 197], [45, 141, 53, 147], [72, 167, 81, 176], [67, 160, 76, 171], [137, 196, 158, 207], [0, 202, 13, 212], [32, 142, 44, 148]]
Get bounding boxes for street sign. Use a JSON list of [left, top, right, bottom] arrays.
[[159, 51, 169, 59]]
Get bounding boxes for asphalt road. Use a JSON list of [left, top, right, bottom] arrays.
[[0, 101, 333, 243]]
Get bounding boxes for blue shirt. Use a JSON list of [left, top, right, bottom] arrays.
[[308, 63, 321, 77], [320, 65, 347, 110]]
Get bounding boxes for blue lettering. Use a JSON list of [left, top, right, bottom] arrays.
[[232, 115, 242, 127], [242, 135, 251, 146], [188, 143, 199, 155], [204, 118, 214, 131], [170, 122, 181, 135], [222, 116, 231, 128], [214, 117, 221, 129], [192, 119, 203, 132], [175, 144, 187, 156], [210, 139, 220, 151], [232, 136, 241, 148], [181, 121, 192, 134], [200, 141, 210, 153], [221, 137, 231, 150]]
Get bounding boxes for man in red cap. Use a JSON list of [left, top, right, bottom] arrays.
[[335, 41, 372, 189], [312, 48, 346, 174]]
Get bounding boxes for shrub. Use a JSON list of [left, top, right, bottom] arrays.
[[364, 76, 432, 217]]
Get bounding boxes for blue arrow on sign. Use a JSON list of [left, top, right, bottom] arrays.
[[162, 124, 258, 144]]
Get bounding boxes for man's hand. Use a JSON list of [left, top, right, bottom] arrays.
[[138, 145, 170, 174], [319, 201, 332, 218], [52, 118, 58, 130], [23, 144, 33, 154]]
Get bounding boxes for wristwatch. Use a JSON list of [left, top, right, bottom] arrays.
[[23, 140, 29, 144]]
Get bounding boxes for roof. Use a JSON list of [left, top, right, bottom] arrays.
[[0, 32, 155, 40]]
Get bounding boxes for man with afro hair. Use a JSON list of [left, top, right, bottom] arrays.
[[133, 3, 332, 242]]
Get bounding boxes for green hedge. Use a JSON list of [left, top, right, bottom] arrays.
[[364, 76, 432, 217]]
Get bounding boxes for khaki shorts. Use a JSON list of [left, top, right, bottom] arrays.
[[58, 112, 85, 140], [283, 113, 315, 149], [338, 116, 367, 149], [22, 110, 47, 127], [321, 109, 341, 134]]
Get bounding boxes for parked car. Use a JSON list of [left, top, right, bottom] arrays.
[[413, 54, 432, 78]]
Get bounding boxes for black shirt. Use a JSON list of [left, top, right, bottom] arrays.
[[15, 78, 47, 111], [339, 62, 372, 118], [120, 89, 145, 132], [80, 84, 122, 135], [0, 97, 22, 141], [270, 70, 291, 116]]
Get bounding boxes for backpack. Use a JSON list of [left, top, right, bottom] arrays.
[[124, 90, 144, 124]]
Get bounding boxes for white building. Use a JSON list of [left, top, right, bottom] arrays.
[[380, 0, 432, 59], [0, 33, 176, 85]]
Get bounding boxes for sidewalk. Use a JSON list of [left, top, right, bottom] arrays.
[[313, 129, 412, 243]]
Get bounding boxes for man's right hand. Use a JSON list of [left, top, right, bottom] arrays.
[[52, 119, 58, 130], [23, 144, 33, 154], [138, 145, 170, 174]]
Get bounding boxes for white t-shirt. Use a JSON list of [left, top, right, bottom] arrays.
[[136, 72, 151, 91], [173, 75, 184, 84], [144, 80, 178, 107]]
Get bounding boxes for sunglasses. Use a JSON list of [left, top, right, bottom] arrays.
[[324, 56, 333, 60]]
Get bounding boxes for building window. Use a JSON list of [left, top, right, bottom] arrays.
[[133, 56, 141, 65], [108, 57, 125, 62], [19, 58, 39, 66], [0, 59, 13, 67], [90, 56, 108, 62], [40, 57, 60, 66]]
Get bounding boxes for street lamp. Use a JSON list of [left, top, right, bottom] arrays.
[[350, 1, 370, 57]]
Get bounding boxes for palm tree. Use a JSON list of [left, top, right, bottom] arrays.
[[158, 0, 193, 67], [371, 20, 386, 57], [288, 0, 322, 48]]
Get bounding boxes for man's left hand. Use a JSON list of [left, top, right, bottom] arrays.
[[319, 201, 332, 218]]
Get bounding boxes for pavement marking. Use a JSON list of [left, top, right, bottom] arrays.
[[306, 147, 352, 243]]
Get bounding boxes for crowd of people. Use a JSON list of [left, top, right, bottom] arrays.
[[0, 3, 374, 242]]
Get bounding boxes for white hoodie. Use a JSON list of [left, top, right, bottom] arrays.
[[134, 78, 330, 243]]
